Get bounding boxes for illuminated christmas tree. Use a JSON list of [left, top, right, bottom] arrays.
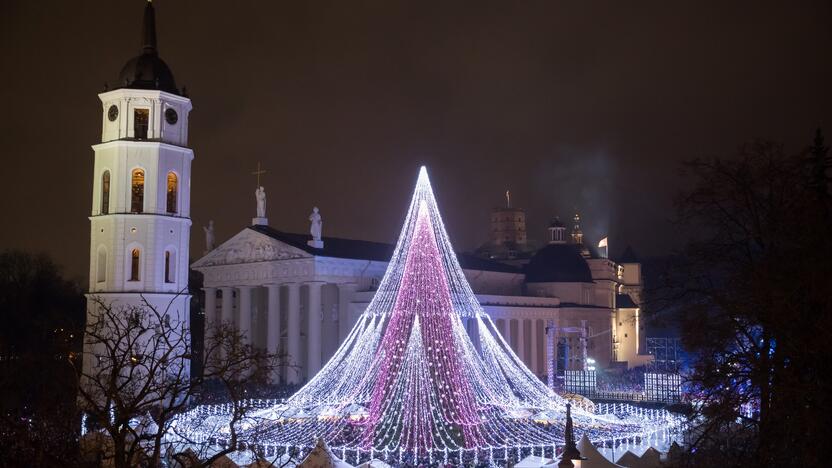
[[174, 167, 680, 465]]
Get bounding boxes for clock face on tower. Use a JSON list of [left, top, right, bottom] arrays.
[[107, 105, 119, 122], [165, 108, 178, 125]]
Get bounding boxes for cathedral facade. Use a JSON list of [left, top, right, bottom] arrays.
[[193, 201, 650, 385]]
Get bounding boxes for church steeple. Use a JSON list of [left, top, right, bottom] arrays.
[[548, 217, 567, 244], [86, 0, 195, 386], [114, 0, 178, 94], [570, 212, 584, 245], [141, 1, 158, 55]]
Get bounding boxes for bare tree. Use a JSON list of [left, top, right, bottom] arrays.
[[0, 250, 85, 467], [169, 321, 300, 468], [76, 294, 288, 468], [659, 138, 832, 467]]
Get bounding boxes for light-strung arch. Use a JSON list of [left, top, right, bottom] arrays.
[[166, 171, 178, 214], [131, 168, 145, 213]]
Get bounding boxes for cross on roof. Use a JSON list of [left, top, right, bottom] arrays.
[[251, 162, 267, 187]]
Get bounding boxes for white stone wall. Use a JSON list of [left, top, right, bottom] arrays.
[[615, 307, 640, 366], [100, 89, 191, 146]]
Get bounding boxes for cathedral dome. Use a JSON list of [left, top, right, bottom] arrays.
[[525, 244, 593, 283], [114, 1, 179, 95]]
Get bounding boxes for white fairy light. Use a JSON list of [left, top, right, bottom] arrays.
[[171, 167, 683, 465]]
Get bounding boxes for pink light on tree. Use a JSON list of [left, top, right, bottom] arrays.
[[363, 200, 483, 455], [171, 167, 683, 466]]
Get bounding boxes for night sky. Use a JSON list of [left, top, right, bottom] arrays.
[[2, 1, 830, 284]]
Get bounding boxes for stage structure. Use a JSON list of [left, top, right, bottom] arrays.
[[172, 168, 681, 465], [645, 338, 683, 403]]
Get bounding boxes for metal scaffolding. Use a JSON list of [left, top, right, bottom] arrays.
[[645, 337, 682, 402], [646, 337, 681, 373]]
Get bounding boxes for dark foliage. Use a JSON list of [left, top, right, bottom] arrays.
[[654, 135, 832, 467], [0, 250, 86, 466]]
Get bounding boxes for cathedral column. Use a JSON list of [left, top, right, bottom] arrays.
[[265, 284, 281, 384], [220, 287, 234, 325], [501, 318, 510, 345], [306, 282, 324, 380], [531, 319, 539, 375], [285, 282, 301, 384], [238, 286, 253, 343], [265, 284, 281, 354], [336, 283, 357, 342], [517, 318, 526, 363], [203, 287, 217, 330]]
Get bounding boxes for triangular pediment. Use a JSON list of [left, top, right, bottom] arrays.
[[192, 228, 311, 268]]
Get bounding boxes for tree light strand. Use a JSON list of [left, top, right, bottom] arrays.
[[171, 167, 682, 464]]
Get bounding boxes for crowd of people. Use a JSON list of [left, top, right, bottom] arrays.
[[595, 367, 647, 393]]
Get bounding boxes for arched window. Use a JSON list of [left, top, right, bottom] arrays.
[[129, 248, 140, 281], [131, 169, 144, 213], [164, 250, 175, 283], [134, 108, 149, 139], [97, 248, 107, 283], [166, 172, 178, 214], [101, 171, 110, 215]]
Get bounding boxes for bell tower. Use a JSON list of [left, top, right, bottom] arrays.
[[85, 0, 193, 372], [547, 217, 567, 244]]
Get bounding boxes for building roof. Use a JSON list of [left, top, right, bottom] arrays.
[[524, 243, 593, 283], [473, 240, 538, 260], [115, 1, 179, 95], [616, 293, 638, 308], [249, 225, 520, 274]]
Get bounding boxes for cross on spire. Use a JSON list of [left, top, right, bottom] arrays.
[[251, 162, 267, 187]]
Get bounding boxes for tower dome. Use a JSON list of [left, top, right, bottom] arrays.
[[547, 217, 567, 244], [115, 1, 179, 95]]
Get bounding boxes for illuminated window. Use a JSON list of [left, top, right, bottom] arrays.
[[166, 172, 178, 214], [131, 169, 144, 213], [101, 171, 110, 214], [164, 251, 175, 283], [97, 249, 106, 283], [129, 248, 140, 281], [134, 108, 149, 139]]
